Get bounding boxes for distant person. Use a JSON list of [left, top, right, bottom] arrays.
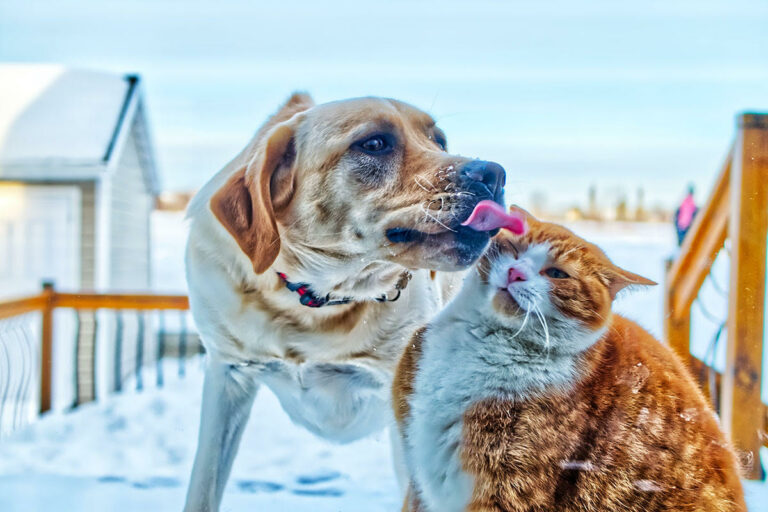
[[675, 185, 698, 245]]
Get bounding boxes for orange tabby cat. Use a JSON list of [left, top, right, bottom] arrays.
[[393, 209, 746, 512]]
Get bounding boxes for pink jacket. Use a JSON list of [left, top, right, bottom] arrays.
[[677, 194, 697, 230]]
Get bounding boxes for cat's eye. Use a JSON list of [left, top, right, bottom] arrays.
[[544, 267, 569, 279]]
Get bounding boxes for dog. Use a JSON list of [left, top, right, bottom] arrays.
[[183, 93, 506, 511]]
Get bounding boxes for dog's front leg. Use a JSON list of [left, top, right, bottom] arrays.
[[184, 360, 258, 512]]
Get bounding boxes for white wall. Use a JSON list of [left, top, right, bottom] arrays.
[[108, 118, 152, 290]]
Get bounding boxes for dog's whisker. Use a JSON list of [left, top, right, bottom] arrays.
[[420, 204, 457, 233], [415, 175, 436, 191], [414, 175, 435, 193], [414, 180, 431, 193]]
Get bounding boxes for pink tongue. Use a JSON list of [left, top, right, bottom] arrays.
[[461, 200, 526, 235]]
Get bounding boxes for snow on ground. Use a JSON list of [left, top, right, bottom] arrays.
[[1, 215, 767, 510], [0, 359, 400, 511]]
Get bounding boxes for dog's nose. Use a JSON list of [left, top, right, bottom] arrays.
[[508, 267, 527, 283], [459, 160, 506, 200]]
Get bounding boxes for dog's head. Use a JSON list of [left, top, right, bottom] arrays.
[[211, 93, 506, 282]]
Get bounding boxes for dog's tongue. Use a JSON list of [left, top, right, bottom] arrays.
[[461, 200, 526, 235]]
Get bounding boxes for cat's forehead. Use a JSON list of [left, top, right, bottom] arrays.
[[494, 223, 587, 257]]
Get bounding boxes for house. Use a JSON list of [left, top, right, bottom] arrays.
[[0, 64, 159, 297]]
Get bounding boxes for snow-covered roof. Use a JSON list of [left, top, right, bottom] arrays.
[[0, 64, 158, 193]]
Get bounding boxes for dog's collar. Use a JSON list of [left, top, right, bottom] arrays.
[[276, 271, 411, 308]]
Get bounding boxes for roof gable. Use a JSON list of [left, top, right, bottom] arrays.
[[0, 64, 159, 195], [0, 65, 129, 166]]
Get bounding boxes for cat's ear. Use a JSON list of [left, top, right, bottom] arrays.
[[607, 267, 657, 300], [509, 205, 533, 219], [508, 205, 538, 228]]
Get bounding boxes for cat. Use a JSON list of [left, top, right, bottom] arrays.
[[392, 208, 746, 512]]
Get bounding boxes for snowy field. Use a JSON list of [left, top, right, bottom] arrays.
[[1, 212, 767, 510], [0, 359, 400, 511]]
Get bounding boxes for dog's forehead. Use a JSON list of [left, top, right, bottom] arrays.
[[305, 97, 436, 134]]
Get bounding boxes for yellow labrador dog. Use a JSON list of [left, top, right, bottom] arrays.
[[183, 93, 506, 510]]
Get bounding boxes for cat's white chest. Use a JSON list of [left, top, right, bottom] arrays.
[[405, 327, 476, 512], [403, 309, 581, 511]]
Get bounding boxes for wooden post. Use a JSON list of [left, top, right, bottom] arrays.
[[664, 258, 692, 359], [721, 113, 768, 479], [666, 308, 692, 366], [39, 281, 55, 414], [663, 154, 730, 370]]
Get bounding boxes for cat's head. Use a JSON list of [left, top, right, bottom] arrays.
[[473, 207, 656, 350]]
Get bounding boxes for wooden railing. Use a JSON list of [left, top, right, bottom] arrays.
[[665, 112, 768, 479], [0, 282, 193, 424]]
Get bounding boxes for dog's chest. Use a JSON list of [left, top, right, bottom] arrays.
[[246, 357, 391, 443]]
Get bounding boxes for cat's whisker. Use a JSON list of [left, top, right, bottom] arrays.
[[532, 302, 551, 359], [511, 301, 532, 338]]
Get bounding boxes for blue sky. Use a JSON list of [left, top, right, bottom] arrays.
[[1, 0, 767, 211]]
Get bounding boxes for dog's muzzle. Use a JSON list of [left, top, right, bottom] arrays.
[[385, 159, 508, 246], [458, 160, 506, 205]]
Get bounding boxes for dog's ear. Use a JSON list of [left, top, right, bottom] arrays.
[[211, 120, 299, 274], [255, 92, 314, 141]]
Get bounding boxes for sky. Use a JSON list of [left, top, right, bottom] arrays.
[[1, 0, 767, 212]]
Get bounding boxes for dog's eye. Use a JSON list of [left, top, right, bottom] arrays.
[[433, 132, 447, 151], [544, 267, 569, 279], [354, 134, 394, 155]]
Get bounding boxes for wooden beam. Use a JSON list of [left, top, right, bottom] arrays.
[[721, 113, 768, 480], [0, 294, 46, 320], [665, 288, 692, 363], [667, 153, 731, 320], [53, 293, 189, 311]]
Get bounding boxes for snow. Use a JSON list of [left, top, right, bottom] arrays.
[[0, 359, 400, 511], [1, 215, 767, 510], [0, 64, 129, 169]]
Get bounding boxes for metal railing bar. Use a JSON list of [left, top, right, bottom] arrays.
[[0, 325, 12, 434], [16, 320, 34, 430], [90, 313, 98, 402], [72, 311, 82, 408], [156, 312, 165, 388], [114, 312, 124, 393], [694, 295, 725, 325], [179, 313, 187, 378], [12, 322, 28, 429], [136, 313, 145, 391]]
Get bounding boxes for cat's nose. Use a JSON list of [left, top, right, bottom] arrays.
[[508, 267, 527, 283]]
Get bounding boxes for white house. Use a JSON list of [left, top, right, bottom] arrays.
[[0, 64, 159, 297]]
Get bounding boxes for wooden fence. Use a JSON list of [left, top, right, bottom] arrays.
[[665, 112, 768, 479], [0, 282, 195, 428]]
